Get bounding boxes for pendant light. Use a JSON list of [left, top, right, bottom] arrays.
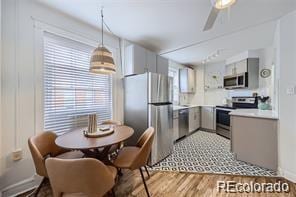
[[211, 0, 236, 10], [90, 8, 116, 74]]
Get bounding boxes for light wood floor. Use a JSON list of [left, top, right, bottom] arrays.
[[19, 170, 296, 197]]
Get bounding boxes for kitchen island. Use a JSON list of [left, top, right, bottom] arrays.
[[230, 109, 278, 170]]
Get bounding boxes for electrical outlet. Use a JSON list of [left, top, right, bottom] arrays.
[[12, 149, 23, 161], [286, 86, 296, 95]]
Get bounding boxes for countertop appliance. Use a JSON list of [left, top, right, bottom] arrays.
[[216, 96, 258, 139], [178, 109, 189, 138], [124, 72, 173, 165]]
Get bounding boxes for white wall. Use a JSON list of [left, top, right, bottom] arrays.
[[203, 62, 227, 106], [277, 10, 296, 183], [0, 0, 123, 193], [0, 0, 2, 177]]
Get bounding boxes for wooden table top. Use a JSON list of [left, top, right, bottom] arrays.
[[55, 125, 134, 150]]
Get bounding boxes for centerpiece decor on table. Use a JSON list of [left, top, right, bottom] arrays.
[[83, 114, 114, 138], [258, 96, 271, 110], [88, 114, 97, 133]]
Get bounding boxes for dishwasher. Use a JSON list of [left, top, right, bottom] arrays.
[[178, 109, 189, 138]]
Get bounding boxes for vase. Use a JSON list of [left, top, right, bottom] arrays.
[[258, 102, 270, 110], [88, 114, 97, 133]]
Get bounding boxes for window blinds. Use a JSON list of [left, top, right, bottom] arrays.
[[44, 33, 112, 135]]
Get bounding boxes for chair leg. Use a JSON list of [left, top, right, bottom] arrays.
[[144, 166, 150, 178], [111, 188, 116, 197], [117, 168, 123, 176], [139, 168, 150, 197], [28, 177, 47, 197]]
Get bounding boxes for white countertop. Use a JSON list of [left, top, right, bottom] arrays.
[[173, 104, 215, 111], [229, 109, 278, 120]]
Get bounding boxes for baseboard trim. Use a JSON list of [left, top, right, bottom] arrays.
[[278, 168, 296, 183], [1, 175, 40, 197]]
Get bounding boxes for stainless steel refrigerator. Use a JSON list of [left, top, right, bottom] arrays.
[[124, 72, 173, 165]]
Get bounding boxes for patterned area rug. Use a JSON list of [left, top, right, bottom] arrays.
[[150, 130, 277, 176]]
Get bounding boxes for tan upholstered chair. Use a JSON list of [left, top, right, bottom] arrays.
[[28, 131, 83, 196], [45, 158, 117, 197], [101, 120, 123, 154], [112, 127, 155, 197]]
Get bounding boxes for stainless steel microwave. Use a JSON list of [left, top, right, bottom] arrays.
[[223, 72, 248, 89]]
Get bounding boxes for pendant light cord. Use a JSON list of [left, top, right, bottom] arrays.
[[100, 7, 124, 77], [101, 8, 104, 46]]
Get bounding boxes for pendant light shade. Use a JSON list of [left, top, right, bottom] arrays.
[[90, 8, 116, 75], [90, 46, 116, 74]]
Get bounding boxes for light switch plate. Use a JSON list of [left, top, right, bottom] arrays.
[[12, 149, 23, 161], [286, 86, 296, 95]]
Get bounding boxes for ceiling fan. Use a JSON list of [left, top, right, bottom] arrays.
[[203, 0, 237, 31]]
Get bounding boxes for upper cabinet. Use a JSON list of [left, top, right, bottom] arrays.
[[124, 44, 157, 76], [124, 44, 169, 76], [224, 58, 259, 90], [225, 59, 249, 76], [146, 50, 157, 73], [156, 55, 169, 76], [235, 59, 248, 74], [179, 67, 195, 93]]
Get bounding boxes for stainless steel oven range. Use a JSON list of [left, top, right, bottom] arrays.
[[216, 96, 258, 139]]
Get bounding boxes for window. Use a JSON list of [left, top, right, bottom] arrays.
[[168, 67, 179, 104], [43, 33, 112, 135]]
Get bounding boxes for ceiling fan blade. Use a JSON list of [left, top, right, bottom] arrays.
[[203, 7, 220, 31]]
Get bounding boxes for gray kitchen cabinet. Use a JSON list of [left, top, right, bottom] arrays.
[[179, 68, 195, 93], [124, 44, 157, 76], [173, 110, 179, 141], [225, 60, 248, 76], [201, 106, 215, 131], [235, 59, 248, 74], [156, 55, 169, 75], [225, 63, 236, 76], [146, 50, 157, 73], [189, 107, 200, 133]]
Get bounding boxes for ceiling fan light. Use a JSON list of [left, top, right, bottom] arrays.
[[90, 46, 116, 74], [212, 0, 236, 9]]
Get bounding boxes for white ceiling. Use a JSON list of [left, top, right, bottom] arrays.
[[36, 0, 296, 65]]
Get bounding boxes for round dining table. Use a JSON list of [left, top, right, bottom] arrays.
[[55, 125, 134, 161]]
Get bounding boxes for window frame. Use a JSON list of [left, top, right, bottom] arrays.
[[33, 21, 120, 136], [43, 33, 114, 134], [168, 67, 180, 105]]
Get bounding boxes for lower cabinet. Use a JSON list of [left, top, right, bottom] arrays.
[[201, 106, 216, 131], [231, 115, 278, 170], [189, 107, 200, 133]]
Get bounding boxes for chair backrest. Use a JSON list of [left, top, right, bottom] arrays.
[[45, 158, 115, 197], [131, 127, 155, 169], [101, 120, 122, 125], [28, 131, 66, 177]]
